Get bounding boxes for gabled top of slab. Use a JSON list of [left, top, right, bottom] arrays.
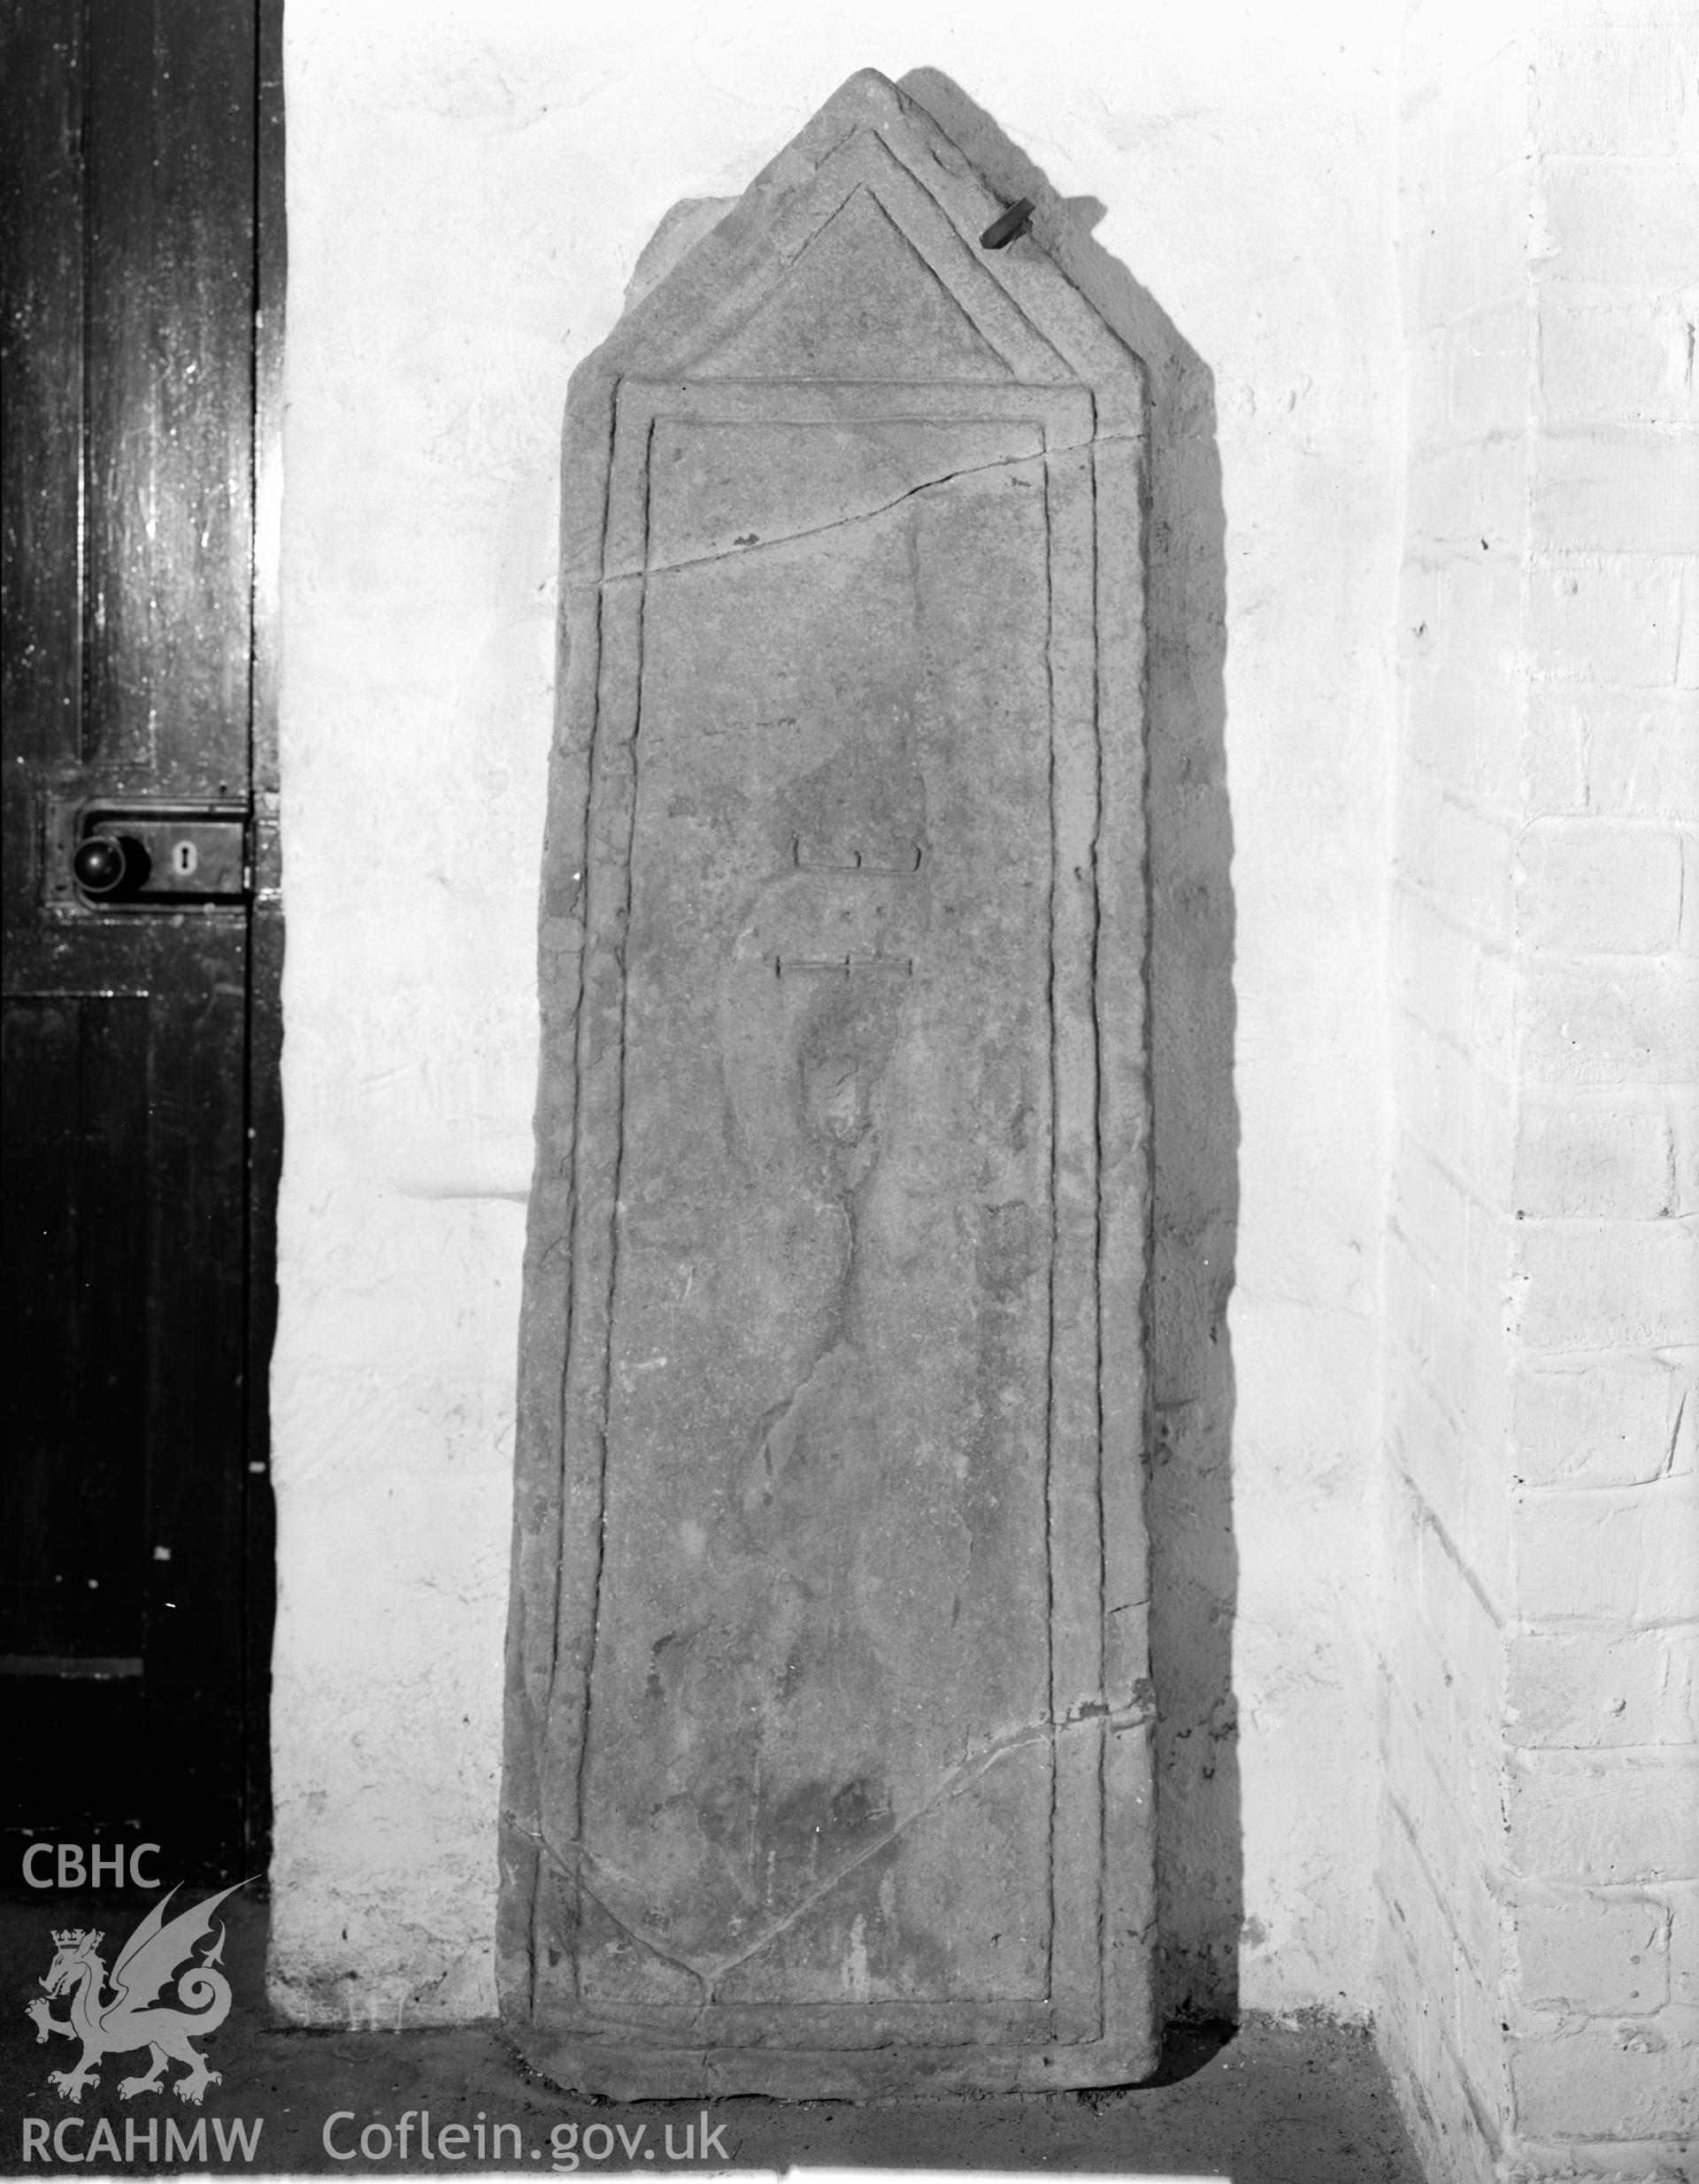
[[573, 70, 1143, 412], [696, 185, 1009, 381]]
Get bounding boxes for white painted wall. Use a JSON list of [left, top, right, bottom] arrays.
[[270, 0, 1402, 2026]]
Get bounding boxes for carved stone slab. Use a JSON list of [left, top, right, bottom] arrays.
[[502, 69, 1153, 2098]]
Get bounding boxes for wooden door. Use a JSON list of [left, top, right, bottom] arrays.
[[0, 0, 281, 1884]]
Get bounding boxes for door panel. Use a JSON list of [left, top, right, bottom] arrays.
[[81, 0, 257, 787], [2, 994, 150, 1664], [1, 0, 280, 1882]]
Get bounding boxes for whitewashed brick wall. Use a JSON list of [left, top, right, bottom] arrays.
[[1382, 3, 1698, 2176]]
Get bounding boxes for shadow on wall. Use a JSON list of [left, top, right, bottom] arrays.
[[902, 72, 1241, 2029]]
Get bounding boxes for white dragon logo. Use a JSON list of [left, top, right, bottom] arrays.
[[26, 1882, 243, 2106]]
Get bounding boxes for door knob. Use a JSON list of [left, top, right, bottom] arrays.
[[71, 833, 149, 896]]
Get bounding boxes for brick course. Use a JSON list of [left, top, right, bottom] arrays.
[[1516, 1892, 1671, 2014], [1508, 1627, 1698, 1750]]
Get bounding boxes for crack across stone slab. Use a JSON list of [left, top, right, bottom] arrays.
[[508, 1821, 716, 2001], [585, 435, 1140, 589], [513, 1695, 1154, 2006]]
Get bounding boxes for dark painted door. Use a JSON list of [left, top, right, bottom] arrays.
[[0, 0, 281, 1884]]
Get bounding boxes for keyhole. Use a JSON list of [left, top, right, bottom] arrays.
[[172, 840, 198, 876]]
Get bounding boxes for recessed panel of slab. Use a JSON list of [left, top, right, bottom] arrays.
[[585, 407, 1057, 2007]]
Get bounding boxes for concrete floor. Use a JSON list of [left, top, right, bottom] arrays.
[[2, 1892, 1426, 2182]]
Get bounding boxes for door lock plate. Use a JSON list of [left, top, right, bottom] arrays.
[[47, 797, 250, 911]]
